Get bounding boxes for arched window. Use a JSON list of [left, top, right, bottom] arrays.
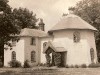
[[73, 31, 80, 43], [43, 42, 47, 48], [12, 51, 16, 61], [90, 48, 94, 63], [31, 51, 36, 62]]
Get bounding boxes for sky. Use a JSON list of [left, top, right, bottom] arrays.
[[9, 0, 81, 31]]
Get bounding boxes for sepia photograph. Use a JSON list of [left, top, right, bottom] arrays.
[[0, 0, 100, 75]]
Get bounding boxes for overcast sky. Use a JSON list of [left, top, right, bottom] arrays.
[[9, 0, 81, 31]]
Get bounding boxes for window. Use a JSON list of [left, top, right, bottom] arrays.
[[43, 42, 47, 48], [73, 31, 80, 43], [31, 51, 36, 62], [12, 51, 16, 61], [49, 32, 53, 35], [12, 39, 16, 46], [31, 37, 36, 45], [90, 48, 94, 63]]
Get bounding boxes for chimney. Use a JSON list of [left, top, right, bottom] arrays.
[[38, 18, 45, 31]]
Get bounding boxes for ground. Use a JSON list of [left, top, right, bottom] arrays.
[[0, 67, 100, 75]]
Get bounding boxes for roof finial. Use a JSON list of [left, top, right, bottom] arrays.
[[40, 18, 43, 22], [38, 18, 45, 25], [68, 7, 75, 14]]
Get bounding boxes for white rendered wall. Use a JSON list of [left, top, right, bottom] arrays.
[[86, 30, 98, 63], [4, 38, 25, 66], [24, 37, 40, 66], [40, 37, 53, 64], [52, 30, 97, 66], [4, 30, 97, 67]]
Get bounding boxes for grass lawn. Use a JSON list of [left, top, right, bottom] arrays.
[[0, 67, 100, 75]]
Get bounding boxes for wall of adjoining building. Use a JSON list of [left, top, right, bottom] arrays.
[[52, 29, 97, 66]]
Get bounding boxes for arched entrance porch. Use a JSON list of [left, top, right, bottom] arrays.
[[45, 47, 67, 67]]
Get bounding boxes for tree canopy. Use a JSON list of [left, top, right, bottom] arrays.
[[0, 0, 38, 45], [12, 8, 38, 29], [0, 0, 11, 13], [74, 0, 100, 29], [0, 0, 16, 44]]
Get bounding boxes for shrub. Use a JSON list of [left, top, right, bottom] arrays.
[[0, 61, 3, 67], [66, 64, 69, 68], [75, 65, 79, 68], [81, 64, 87, 68], [23, 60, 31, 68], [88, 63, 100, 68], [8, 60, 21, 68], [69, 65, 74, 68], [0, 59, 3, 67]]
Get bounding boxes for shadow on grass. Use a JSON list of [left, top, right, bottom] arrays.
[[0, 71, 15, 75], [0, 69, 58, 75]]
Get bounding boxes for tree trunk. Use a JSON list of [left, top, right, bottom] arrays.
[[0, 43, 4, 67]]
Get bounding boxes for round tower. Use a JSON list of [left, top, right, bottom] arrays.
[[38, 18, 45, 31]]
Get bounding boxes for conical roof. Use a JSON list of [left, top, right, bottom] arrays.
[[49, 14, 97, 32]]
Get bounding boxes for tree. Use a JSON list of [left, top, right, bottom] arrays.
[[0, 0, 13, 43], [0, 0, 38, 66], [74, 0, 100, 28], [12, 7, 38, 30], [0, 3, 38, 45], [70, 0, 100, 62], [0, 0, 11, 13], [0, 0, 14, 66]]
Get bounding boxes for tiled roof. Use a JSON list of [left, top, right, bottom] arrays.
[[49, 14, 97, 32], [43, 41, 67, 53], [20, 28, 48, 37]]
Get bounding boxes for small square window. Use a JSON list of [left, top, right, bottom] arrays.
[[31, 37, 36, 45], [12, 39, 16, 46]]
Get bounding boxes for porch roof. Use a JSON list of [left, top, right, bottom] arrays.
[[55, 47, 67, 52], [43, 41, 67, 53]]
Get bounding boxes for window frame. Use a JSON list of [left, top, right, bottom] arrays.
[[12, 51, 16, 61], [90, 48, 95, 63], [73, 31, 80, 43], [12, 39, 16, 46], [31, 51, 36, 62], [31, 37, 36, 45], [43, 42, 47, 49]]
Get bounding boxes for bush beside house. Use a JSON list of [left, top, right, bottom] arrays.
[[7, 59, 100, 68], [8, 60, 21, 68], [23, 60, 31, 68]]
